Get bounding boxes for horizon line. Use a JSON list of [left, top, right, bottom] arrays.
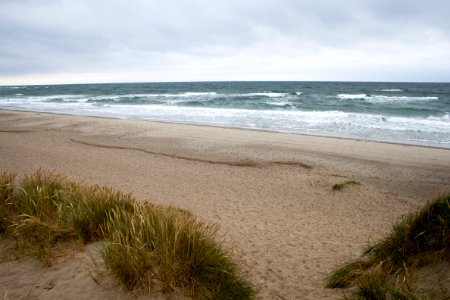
[[1, 79, 450, 87]]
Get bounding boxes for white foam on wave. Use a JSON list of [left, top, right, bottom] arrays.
[[109, 104, 449, 129], [141, 92, 218, 103], [427, 113, 450, 123], [248, 92, 288, 98], [338, 94, 438, 103], [181, 92, 217, 97], [9, 94, 86, 102], [88, 94, 156, 101], [34, 92, 218, 103], [367, 95, 438, 103], [1, 93, 449, 147], [379, 89, 403, 92], [164, 92, 218, 105], [84, 93, 216, 102], [337, 94, 368, 100], [265, 99, 292, 107], [2, 92, 220, 108]]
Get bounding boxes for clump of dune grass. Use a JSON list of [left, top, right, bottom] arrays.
[[351, 271, 390, 300], [326, 193, 450, 299], [68, 185, 135, 243], [326, 260, 367, 289], [11, 170, 77, 262], [365, 193, 450, 267], [341, 267, 446, 300], [348, 270, 422, 300], [0, 172, 16, 234], [0, 169, 255, 298], [102, 204, 254, 298], [1, 170, 135, 263], [332, 180, 361, 191]]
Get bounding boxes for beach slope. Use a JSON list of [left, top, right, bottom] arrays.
[[1, 110, 449, 299]]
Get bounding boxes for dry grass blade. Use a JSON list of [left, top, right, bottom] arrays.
[[0, 172, 17, 233]]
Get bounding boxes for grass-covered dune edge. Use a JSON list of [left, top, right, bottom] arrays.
[[326, 193, 450, 299], [0, 170, 256, 299]]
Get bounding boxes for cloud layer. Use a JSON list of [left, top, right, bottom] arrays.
[[1, 0, 449, 84]]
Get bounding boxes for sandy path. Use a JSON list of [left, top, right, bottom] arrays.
[[1, 110, 449, 299]]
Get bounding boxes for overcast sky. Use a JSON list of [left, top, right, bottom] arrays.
[[1, 0, 449, 84]]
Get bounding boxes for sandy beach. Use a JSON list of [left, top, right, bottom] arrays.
[[1, 109, 449, 299]]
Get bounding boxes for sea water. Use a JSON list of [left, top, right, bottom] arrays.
[[0, 81, 449, 148]]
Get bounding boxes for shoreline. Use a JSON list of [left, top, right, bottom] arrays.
[[1, 109, 449, 299], [2, 107, 450, 151]]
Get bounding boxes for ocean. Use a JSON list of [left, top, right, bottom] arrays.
[[1, 81, 449, 148]]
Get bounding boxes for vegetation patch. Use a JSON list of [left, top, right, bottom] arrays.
[[0, 170, 255, 299], [326, 193, 450, 299], [332, 180, 361, 191]]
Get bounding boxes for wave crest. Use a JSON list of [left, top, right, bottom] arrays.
[[337, 94, 438, 103]]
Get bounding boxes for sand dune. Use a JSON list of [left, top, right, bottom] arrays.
[[1, 110, 449, 299]]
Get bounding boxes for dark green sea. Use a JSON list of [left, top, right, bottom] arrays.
[[1, 81, 449, 147]]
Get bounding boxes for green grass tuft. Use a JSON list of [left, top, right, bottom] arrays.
[[102, 204, 255, 298], [365, 193, 450, 267], [345, 268, 446, 300], [6, 170, 80, 262], [326, 193, 450, 299], [0, 170, 255, 299], [332, 180, 361, 191], [351, 272, 389, 300], [69, 185, 135, 243], [326, 260, 366, 289]]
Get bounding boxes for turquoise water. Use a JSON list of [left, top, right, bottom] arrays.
[[1, 81, 449, 147]]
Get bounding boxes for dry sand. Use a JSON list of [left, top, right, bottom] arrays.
[[1, 109, 449, 299]]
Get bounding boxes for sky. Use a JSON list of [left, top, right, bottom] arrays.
[[1, 0, 450, 85]]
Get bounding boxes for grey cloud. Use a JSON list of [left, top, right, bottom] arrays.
[[0, 0, 449, 80]]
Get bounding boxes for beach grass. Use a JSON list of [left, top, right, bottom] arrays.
[[0, 169, 255, 299], [69, 185, 136, 243], [325, 260, 367, 289], [332, 180, 361, 191], [102, 204, 254, 298], [0, 172, 16, 234], [326, 193, 450, 299]]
